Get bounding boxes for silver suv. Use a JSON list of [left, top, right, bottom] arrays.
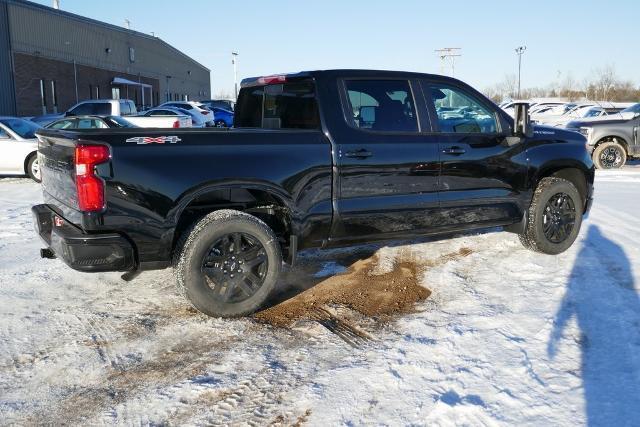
[[566, 103, 640, 168]]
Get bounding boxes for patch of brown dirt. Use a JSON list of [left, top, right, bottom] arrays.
[[254, 247, 472, 328]]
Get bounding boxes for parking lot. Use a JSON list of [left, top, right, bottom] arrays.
[[1, 165, 639, 425]]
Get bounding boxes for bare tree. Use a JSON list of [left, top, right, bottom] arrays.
[[591, 64, 618, 101]]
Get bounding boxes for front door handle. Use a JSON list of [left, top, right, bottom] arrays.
[[344, 149, 373, 159], [442, 146, 466, 155]]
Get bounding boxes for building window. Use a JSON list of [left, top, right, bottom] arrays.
[[129, 47, 135, 63], [112, 87, 120, 100], [39, 79, 47, 111]]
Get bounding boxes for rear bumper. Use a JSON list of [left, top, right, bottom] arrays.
[[32, 204, 136, 272]]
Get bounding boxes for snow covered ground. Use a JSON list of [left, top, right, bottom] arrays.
[[1, 169, 639, 426]]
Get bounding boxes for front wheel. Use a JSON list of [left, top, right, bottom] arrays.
[[519, 177, 583, 255], [26, 154, 41, 183], [174, 210, 282, 317], [593, 141, 626, 169], [215, 120, 227, 128]]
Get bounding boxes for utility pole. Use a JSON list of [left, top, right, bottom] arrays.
[[231, 52, 239, 100], [515, 46, 527, 99], [435, 48, 461, 77]]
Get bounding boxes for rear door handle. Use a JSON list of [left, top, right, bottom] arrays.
[[442, 146, 466, 155], [344, 149, 373, 159]]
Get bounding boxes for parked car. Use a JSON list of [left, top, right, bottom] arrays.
[[0, 117, 41, 181], [31, 99, 138, 126], [127, 111, 192, 128], [211, 107, 234, 127], [138, 107, 201, 128], [566, 103, 640, 169], [33, 69, 594, 318], [159, 101, 215, 127], [46, 115, 138, 130], [201, 99, 235, 112]]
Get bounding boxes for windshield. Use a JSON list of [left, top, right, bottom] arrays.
[[620, 103, 640, 116], [104, 116, 137, 128], [0, 118, 41, 138]]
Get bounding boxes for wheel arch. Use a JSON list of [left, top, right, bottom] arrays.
[[23, 150, 37, 175], [168, 181, 295, 258], [535, 163, 591, 210], [594, 135, 629, 154]]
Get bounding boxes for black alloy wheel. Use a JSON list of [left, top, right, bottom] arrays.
[[201, 232, 268, 303], [542, 192, 576, 244]]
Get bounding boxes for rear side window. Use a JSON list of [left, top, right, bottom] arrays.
[[235, 81, 320, 129], [344, 80, 418, 132]]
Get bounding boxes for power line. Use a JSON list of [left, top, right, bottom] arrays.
[[435, 48, 461, 77]]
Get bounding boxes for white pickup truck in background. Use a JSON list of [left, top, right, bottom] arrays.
[[31, 99, 192, 128]]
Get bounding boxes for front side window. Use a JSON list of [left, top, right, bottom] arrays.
[[0, 127, 9, 139], [344, 80, 418, 132], [429, 85, 497, 134], [235, 81, 319, 129]]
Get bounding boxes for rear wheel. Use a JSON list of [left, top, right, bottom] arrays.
[[215, 120, 227, 128], [26, 154, 41, 183], [519, 177, 582, 254], [174, 209, 281, 317], [593, 141, 626, 169]]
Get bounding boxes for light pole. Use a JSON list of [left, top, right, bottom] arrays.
[[515, 46, 526, 99], [231, 52, 238, 100]]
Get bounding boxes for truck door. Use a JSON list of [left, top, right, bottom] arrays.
[[423, 81, 528, 227], [330, 78, 441, 242]]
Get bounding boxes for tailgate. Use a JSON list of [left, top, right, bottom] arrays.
[[36, 130, 82, 222]]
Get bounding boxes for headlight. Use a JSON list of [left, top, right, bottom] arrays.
[[578, 127, 591, 138]]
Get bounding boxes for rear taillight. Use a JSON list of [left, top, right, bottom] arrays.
[[173, 120, 180, 128], [75, 144, 110, 212]]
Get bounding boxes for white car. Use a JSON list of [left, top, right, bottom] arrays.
[[141, 107, 206, 128], [159, 101, 215, 127], [0, 117, 41, 182]]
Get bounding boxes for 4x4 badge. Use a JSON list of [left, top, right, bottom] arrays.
[[125, 136, 182, 145]]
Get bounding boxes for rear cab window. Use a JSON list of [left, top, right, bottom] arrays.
[[235, 80, 320, 129]]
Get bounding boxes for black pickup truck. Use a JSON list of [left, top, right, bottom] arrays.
[[33, 70, 595, 317]]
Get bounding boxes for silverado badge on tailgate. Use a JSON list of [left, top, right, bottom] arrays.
[[125, 136, 182, 145]]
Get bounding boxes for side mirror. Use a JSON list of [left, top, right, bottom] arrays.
[[65, 111, 74, 117], [513, 102, 533, 138]]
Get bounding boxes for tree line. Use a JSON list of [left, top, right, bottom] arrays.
[[484, 65, 640, 103]]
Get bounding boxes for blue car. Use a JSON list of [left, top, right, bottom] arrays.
[[212, 107, 234, 127]]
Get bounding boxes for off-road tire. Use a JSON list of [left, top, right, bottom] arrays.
[[519, 177, 583, 255], [173, 209, 282, 317], [26, 154, 41, 182], [593, 141, 626, 169]]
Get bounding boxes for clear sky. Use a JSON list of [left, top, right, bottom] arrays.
[[30, 0, 640, 97]]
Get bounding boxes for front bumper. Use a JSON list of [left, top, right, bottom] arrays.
[[32, 204, 136, 272]]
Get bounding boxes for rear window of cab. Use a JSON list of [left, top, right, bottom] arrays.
[[234, 81, 320, 130]]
